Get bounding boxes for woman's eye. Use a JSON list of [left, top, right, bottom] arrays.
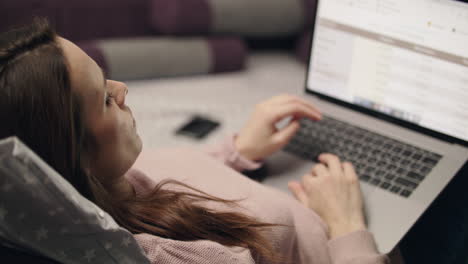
[[105, 93, 114, 106]]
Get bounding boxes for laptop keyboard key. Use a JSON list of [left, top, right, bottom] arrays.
[[360, 174, 371, 182], [408, 171, 424, 181], [382, 153, 391, 159], [390, 186, 401, 193], [377, 161, 387, 167], [356, 163, 366, 169], [396, 168, 406, 175], [376, 170, 386, 177], [381, 182, 391, 190], [420, 166, 431, 174], [422, 157, 438, 166], [362, 146, 371, 152], [401, 159, 411, 166], [396, 177, 418, 189], [401, 190, 412, 197], [370, 178, 381, 186], [402, 150, 412, 156], [393, 146, 402, 153]]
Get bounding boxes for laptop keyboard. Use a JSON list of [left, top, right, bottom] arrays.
[[284, 116, 443, 198]]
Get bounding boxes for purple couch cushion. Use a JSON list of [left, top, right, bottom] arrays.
[[59, 0, 153, 42], [150, 0, 211, 35], [210, 38, 247, 73], [149, 0, 312, 37], [0, 0, 61, 34], [0, 0, 154, 42]]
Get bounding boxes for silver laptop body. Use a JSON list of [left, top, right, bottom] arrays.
[[264, 0, 468, 253]]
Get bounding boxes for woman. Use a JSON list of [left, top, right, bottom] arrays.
[[0, 18, 391, 263]]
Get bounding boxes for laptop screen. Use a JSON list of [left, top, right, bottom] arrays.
[[307, 0, 468, 143]]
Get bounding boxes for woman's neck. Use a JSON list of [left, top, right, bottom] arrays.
[[108, 176, 136, 199]]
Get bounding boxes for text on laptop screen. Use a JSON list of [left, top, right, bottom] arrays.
[[307, 0, 468, 142]]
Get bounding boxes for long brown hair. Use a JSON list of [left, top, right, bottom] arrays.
[[0, 18, 280, 262]]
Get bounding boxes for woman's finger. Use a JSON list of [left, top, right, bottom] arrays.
[[271, 120, 300, 146], [267, 95, 322, 117], [318, 153, 342, 177], [288, 181, 309, 205], [311, 163, 329, 177], [272, 103, 322, 123], [265, 94, 303, 105], [342, 161, 359, 183]]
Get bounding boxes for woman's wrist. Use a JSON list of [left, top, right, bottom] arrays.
[[234, 137, 258, 162], [328, 221, 367, 240]]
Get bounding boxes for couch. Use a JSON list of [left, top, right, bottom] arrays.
[[2, 1, 468, 263]]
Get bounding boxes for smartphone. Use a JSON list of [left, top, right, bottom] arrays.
[[175, 116, 220, 139]]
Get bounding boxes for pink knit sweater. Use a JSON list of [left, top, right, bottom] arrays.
[[126, 137, 391, 264]]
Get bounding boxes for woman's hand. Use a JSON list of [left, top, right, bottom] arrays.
[[235, 94, 322, 161], [288, 154, 367, 240]]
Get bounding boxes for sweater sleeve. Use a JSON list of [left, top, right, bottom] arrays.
[[327, 230, 390, 264], [134, 233, 256, 264], [204, 134, 262, 172]]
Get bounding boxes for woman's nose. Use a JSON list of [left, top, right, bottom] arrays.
[[110, 80, 128, 107]]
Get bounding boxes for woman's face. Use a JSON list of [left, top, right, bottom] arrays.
[[59, 37, 142, 185]]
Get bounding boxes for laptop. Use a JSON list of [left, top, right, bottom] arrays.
[[263, 0, 468, 254]]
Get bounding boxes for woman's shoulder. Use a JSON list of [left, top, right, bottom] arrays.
[[129, 147, 327, 229], [125, 168, 156, 195]]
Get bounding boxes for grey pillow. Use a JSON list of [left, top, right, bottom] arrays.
[[149, 0, 310, 36], [0, 137, 150, 264], [79, 37, 247, 81]]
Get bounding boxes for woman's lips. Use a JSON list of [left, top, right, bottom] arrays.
[[126, 106, 137, 129]]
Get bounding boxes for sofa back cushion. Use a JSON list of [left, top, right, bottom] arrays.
[[0, 0, 153, 42]]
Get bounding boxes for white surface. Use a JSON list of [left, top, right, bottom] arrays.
[[126, 52, 306, 150]]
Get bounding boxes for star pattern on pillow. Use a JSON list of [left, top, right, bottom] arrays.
[[122, 236, 131, 247], [105, 242, 113, 249], [83, 249, 96, 262], [0, 137, 151, 263], [36, 227, 49, 241], [0, 206, 8, 221]]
